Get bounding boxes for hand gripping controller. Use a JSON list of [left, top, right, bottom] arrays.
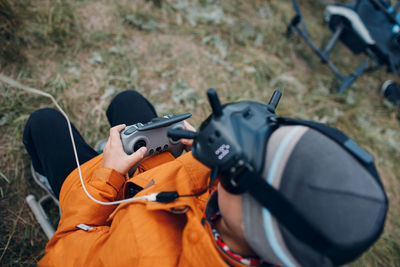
[[121, 113, 192, 159]]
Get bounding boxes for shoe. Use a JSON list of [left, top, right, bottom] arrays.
[[381, 80, 400, 106]]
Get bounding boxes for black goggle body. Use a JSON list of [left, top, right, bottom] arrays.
[[192, 90, 282, 194]]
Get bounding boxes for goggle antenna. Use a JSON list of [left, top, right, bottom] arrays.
[[207, 88, 223, 118], [268, 90, 282, 112]]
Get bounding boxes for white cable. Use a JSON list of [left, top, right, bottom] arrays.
[[0, 74, 159, 205]]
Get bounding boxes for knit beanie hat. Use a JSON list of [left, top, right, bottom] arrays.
[[242, 125, 388, 267]]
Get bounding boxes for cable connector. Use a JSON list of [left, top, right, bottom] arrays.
[[155, 191, 179, 203], [146, 193, 159, 202]]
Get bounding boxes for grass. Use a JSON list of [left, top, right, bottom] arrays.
[[0, 0, 399, 266]]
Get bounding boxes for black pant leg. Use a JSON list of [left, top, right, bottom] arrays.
[[23, 108, 98, 198], [23, 91, 157, 198], [106, 90, 157, 127]]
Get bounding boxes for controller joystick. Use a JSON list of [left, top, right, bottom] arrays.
[[133, 140, 147, 152]]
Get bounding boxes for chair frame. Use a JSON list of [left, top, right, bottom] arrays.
[[287, 0, 400, 92]]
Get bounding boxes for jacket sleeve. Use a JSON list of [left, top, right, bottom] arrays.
[[39, 155, 141, 266], [56, 166, 126, 232]]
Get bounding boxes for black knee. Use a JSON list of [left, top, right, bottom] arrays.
[[112, 90, 147, 104], [106, 90, 157, 126], [28, 108, 63, 123], [25, 108, 64, 131], [23, 108, 65, 143]]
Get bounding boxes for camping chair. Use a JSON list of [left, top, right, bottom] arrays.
[[287, 0, 400, 92]]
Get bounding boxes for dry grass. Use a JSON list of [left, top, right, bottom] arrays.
[[0, 0, 399, 266]]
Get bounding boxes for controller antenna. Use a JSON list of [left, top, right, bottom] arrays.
[[267, 90, 282, 112], [168, 128, 198, 140], [207, 88, 223, 118]]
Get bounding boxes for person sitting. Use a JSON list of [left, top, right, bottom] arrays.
[[23, 90, 388, 267]]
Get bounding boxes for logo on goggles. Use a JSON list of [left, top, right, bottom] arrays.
[[215, 144, 230, 160]]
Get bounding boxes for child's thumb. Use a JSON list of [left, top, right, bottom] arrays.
[[128, 147, 147, 164]]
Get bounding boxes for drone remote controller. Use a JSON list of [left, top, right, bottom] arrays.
[[121, 113, 192, 159]]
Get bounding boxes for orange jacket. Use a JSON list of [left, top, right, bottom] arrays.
[[38, 152, 249, 267]]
